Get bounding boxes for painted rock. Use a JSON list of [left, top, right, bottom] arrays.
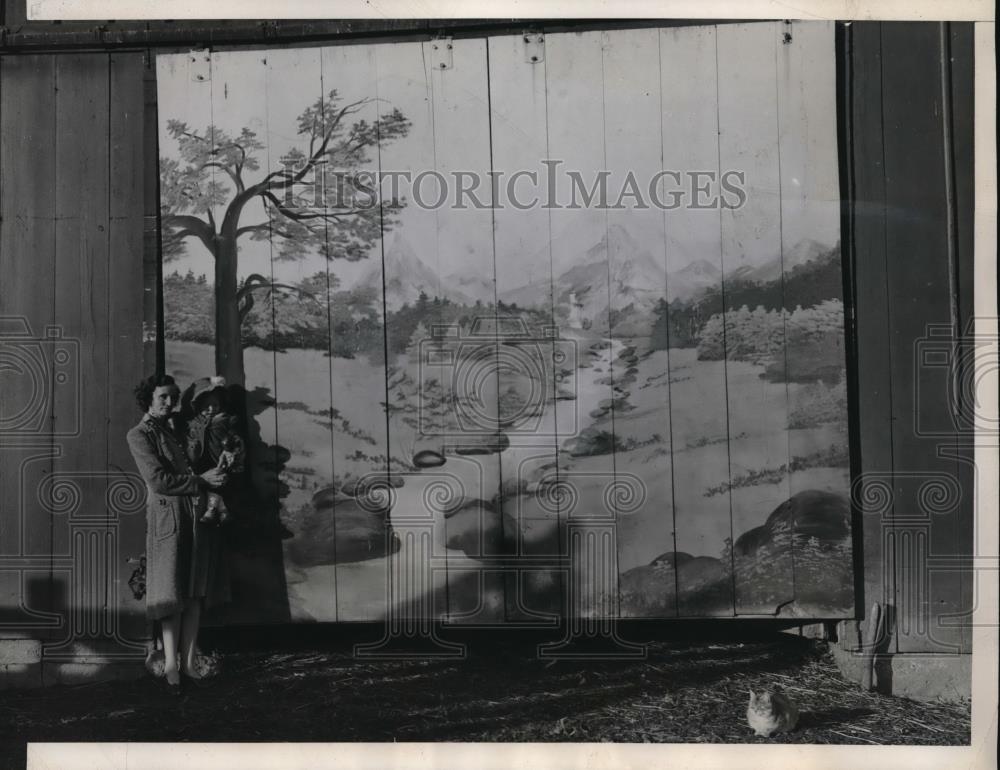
[[735, 490, 850, 556], [678, 555, 728, 588], [443, 498, 516, 558], [413, 449, 446, 468], [619, 564, 676, 617]]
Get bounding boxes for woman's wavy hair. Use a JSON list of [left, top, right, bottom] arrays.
[[133, 374, 179, 412]]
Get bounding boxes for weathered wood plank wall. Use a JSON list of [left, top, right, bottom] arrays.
[[846, 21, 894, 653], [0, 17, 977, 650], [0, 55, 60, 641], [848, 22, 974, 655], [660, 25, 730, 618], [109, 51, 148, 643], [0, 51, 148, 653], [153, 22, 855, 624]]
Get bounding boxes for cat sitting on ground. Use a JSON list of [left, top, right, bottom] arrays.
[[747, 689, 799, 737]]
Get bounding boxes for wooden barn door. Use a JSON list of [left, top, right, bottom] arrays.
[[0, 52, 147, 664], [155, 20, 853, 623]]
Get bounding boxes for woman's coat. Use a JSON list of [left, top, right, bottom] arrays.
[[126, 413, 229, 620]]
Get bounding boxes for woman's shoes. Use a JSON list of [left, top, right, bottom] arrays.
[[181, 666, 206, 681], [162, 668, 182, 695], [182, 651, 221, 682], [181, 659, 213, 686]]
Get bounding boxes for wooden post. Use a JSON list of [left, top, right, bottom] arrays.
[[861, 600, 882, 690]]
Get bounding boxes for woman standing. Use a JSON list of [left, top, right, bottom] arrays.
[[126, 374, 229, 690]]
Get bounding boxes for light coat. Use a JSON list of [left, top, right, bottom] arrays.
[[126, 413, 229, 620]]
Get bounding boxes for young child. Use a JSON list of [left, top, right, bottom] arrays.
[[184, 376, 245, 525]]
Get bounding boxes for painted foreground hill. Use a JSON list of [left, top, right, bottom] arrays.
[[620, 490, 853, 617]]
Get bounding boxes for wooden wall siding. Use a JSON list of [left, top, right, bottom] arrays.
[[373, 40, 450, 624], [845, 22, 894, 652], [157, 21, 853, 622], [849, 22, 974, 655], [948, 22, 975, 657], [0, 55, 58, 639], [487, 32, 564, 625], [777, 23, 848, 617], [602, 28, 678, 618], [544, 29, 622, 622], [0, 52, 147, 649], [428, 37, 506, 625], [0, 4, 531, 51], [108, 52, 147, 642], [659, 26, 732, 617]]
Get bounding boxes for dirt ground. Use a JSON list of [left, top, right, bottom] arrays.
[[0, 626, 970, 767]]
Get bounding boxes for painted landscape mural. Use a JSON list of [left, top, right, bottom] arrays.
[[156, 22, 853, 623]]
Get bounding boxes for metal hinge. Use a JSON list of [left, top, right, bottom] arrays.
[[523, 32, 544, 64], [430, 37, 453, 71], [189, 49, 211, 83]]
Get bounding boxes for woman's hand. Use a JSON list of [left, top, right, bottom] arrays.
[[200, 469, 227, 489]]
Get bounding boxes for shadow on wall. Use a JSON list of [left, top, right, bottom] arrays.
[[206, 384, 293, 625]]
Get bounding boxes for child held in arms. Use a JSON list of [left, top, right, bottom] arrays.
[[184, 376, 245, 525]]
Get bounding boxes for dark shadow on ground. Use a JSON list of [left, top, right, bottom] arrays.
[[799, 706, 876, 729], [0, 629, 970, 757]]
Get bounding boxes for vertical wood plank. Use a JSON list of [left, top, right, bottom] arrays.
[[2, 0, 28, 26], [425, 37, 505, 624], [156, 51, 215, 388], [156, 51, 296, 625], [717, 22, 794, 615], [234, 46, 322, 622], [777, 21, 854, 616], [0, 56, 8, 625], [108, 51, 148, 642], [881, 22, 963, 653], [53, 53, 111, 642], [659, 25, 735, 617], [0, 54, 59, 637], [946, 21, 975, 655], [545, 30, 621, 621], [208, 48, 292, 624], [949, 23, 975, 343], [143, 63, 160, 378], [374, 39, 452, 623], [486, 33, 564, 623], [317, 43, 393, 622], [849, 22, 896, 652], [601, 27, 678, 618]]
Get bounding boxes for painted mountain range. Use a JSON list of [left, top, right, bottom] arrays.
[[364, 225, 834, 317]]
